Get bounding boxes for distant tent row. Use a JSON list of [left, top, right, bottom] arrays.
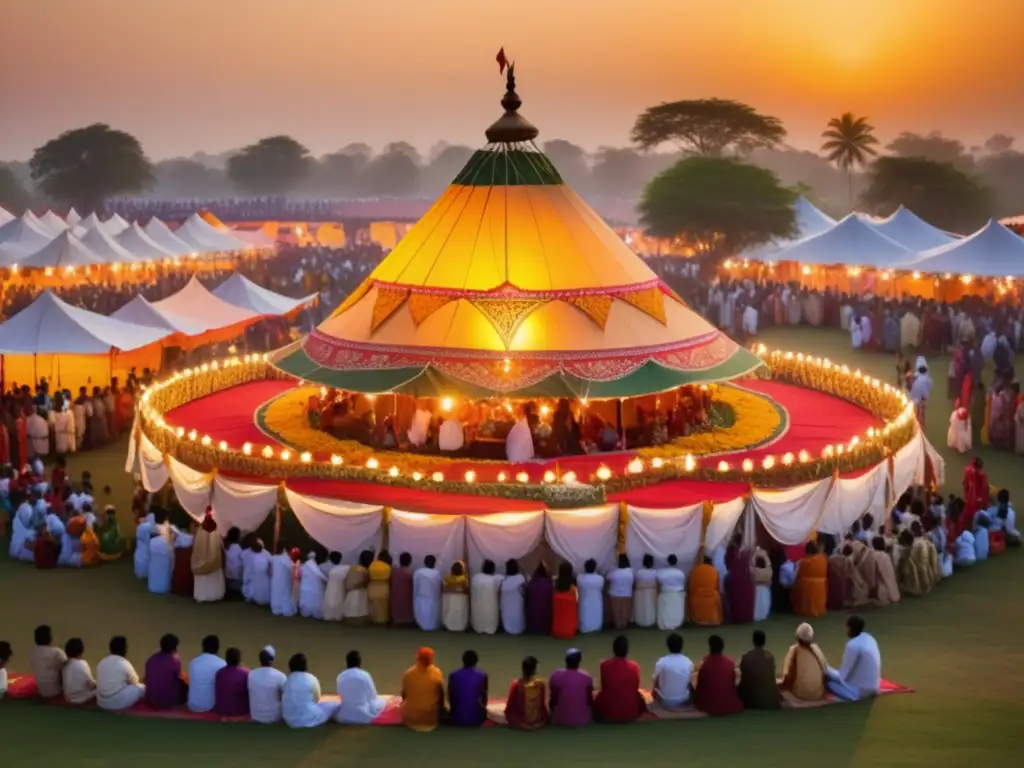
[[740, 199, 1024, 279], [0, 206, 273, 270], [0, 274, 316, 391]]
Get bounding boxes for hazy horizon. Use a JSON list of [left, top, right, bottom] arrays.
[[2, 0, 1022, 162]]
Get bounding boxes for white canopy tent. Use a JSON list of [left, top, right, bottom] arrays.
[[174, 213, 247, 252], [65, 208, 81, 227], [213, 273, 318, 316], [739, 196, 836, 262], [104, 213, 131, 235], [112, 295, 209, 343], [900, 219, 1024, 278], [150, 275, 261, 339], [116, 223, 177, 261], [79, 225, 140, 263], [143, 218, 196, 256], [39, 210, 69, 235], [230, 229, 276, 249], [77, 212, 108, 232], [0, 206, 14, 227], [773, 213, 913, 268], [868, 206, 957, 251], [18, 231, 104, 269], [0, 214, 55, 257]]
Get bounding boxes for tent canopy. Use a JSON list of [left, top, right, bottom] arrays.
[[900, 218, 1024, 277], [19, 231, 104, 268], [868, 206, 957, 251], [213, 273, 317, 316], [151, 276, 260, 334], [0, 206, 13, 227], [0, 291, 169, 354], [174, 213, 246, 252], [143, 218, 195, 256], [740, 196, 837, 261], [116, 223, 177, 261], [65, 208, 81, 227], [773, 213, 912, 268], [39, 210, 69, 235], [105, 213, 130, 234], [78, 213, 108, 232], [79, 225, 140, 263], [0, 214, 54, 257], [111, 295, 209, 338]]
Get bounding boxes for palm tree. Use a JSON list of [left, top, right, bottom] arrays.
[[821, 113, 879, 210]]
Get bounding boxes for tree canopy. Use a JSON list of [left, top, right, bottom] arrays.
[[0, 165, 31, 214], [885, 131, 973, 171], [638, 156, 796, 263], [862, 156, 993, 233], [591, 147, 645, 198], [631, 99, 786, 156], [360, 146, 420, 196], [29, 123, 153, 213], [227, 135, 312, 194]]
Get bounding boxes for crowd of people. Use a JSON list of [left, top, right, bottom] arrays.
[[0, 616, 883, 729]]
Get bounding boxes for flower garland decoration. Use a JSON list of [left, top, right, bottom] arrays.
[[135, 345, 917, 501]]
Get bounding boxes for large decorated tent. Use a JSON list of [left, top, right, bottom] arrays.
[[213, 273, 318, 316], [900, 218, 1024, 278], [0, 291, 168, 390], [772, 213, 912, 268], [276, 69, 760, 398], [868, 206, 957, 251]]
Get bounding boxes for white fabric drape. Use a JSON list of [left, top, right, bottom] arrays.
[[167, 456, 213, 521], [544, 504, 618, 573], [923, 435, 945, 487], [138, 433, 168, 493], [625, 504, 704, 571], [891, 430, 925, 501], [211, 476, 277, 533], [752, 479, 834, 545], [817, 463, 888, 535], [124, 417, 140, 474], [465, 511, 544, 573], [703, 497, 746, 553], [389, 510, 466, 573], [284, 489, 382, 562]]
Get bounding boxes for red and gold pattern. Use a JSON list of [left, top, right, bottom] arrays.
[[407, 293, 455, 326], [620, 286, 667, 325], [565, 295, 613, 329], [329, 277, 372, 320], [370, 286, 411, 331], [470, 297, 548, 346]]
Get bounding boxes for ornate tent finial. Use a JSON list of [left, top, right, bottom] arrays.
[[485, 58, 539, 144]]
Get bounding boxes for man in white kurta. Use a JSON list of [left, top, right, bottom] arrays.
[[187, 636, 226, 713], [133, 513, 156, 579], [147, 521, 175, 594], [407, 405, 432, 447], [47, 510, 79, 567], [632, 557, 658, 627], [247, 541, 273, 605], [9, 500, 36, 562], [299, 553, 327, 619], [96, 637, 145, 711], [282, 658, 339, 728], [577, 559, 605, 633], [505, 415, 535, 462], [335, 651, 388, 724], [499, 562, 526, 635], [413, 556, 443, 631], [470, 561, 502, 635], [322, 552, 349, 621], [248, 647, 287, 724], [270, 548, 298, 617], [656, 556, 686, 630], [438, 417, 465, 452]]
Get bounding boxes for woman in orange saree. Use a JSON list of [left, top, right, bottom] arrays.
[[505, 656, 549, 730], [401, 647, 445, 732], [551, 562, 578, 639], [687, 556, 723, 626], [792, 542, 828, 618]]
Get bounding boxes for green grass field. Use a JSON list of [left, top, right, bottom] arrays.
[[1, 326, 1020, 767]]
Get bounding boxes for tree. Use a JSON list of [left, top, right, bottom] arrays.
[[861, 156, 992, 233], [0, 164, 31, 214], [591, 147, 645, 198], [638, 156, 796, 267], [382, 141, 421, 166], [360, 147, 420, 197], [306, 151, 369, 196], [422, 144, 475, 195], [974, 151, 1024, 218], [29, 123, 153, 213], [885, 131, 973, 171], [151, 159, 231, 197], [820, 113, 879, 208], [227, 135, 312, 194], [631, 99, 786, 156], [542, 139, 590, 191], [982, 134, 1015, 155]]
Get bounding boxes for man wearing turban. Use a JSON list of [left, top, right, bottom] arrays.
[[192, 508, 225, 603]]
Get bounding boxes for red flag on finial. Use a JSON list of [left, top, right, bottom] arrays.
[[496, 47, 508, 74]]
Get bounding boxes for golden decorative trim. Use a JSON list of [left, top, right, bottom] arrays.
[[470, 297, 547, 347], [370, 287, 410, 332], [565, 295, 613, 329], [407, 293, 455, 326], [621, 286, 667, 325], [329, 277, 373, 319]]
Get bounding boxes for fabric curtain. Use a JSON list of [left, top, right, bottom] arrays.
[[167, 457, 214, 522], [751, 479, 834, 546], [138, 433, 168, 493], [124, 416, 140, 474], [923, 435, 946, 488], [284, 489, 382, 562], [544, 504, 618, 573], [817, 463, 888, 536], [389, 510, 466, 573], [891, 431, 924, 502], [465, 510, 545, 573], [211, 476, 278, 533], [625, 504, 704, 571], [704, 497, 747, 553]]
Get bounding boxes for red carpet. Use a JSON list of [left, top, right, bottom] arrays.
[[163, 379, 882, 514], [4, 673, 912, 725]]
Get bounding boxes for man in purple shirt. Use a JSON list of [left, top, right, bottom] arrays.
[[447, 649, 488, 726], [144, 633, 187, 710], [214, 647, 250, 717], [549, 649, 593, 728]]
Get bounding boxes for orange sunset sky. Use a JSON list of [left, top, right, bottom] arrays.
[[2, 0, 1022, 160]]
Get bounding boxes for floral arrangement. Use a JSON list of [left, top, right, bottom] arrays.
[[136, 345, 917, 500]]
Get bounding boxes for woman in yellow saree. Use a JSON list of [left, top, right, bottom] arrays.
[[442, 561, 470, 632], [401, 647, 445, 732], [368, 551, 393, 624]]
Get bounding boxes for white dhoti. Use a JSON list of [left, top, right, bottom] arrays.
[[323, 582, 346, 621], [442, 593, 469, 632], [754, 584, 772, 621], [742, 306, 758, 335], [632, 584, 657, 627], [343, 588, 369, 621], [656, 590, 684, 630], [98, 684, 146, 711], [194, 571, 226, 603]]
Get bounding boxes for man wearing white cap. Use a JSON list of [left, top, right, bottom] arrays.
[[247, 646, 287, 724], [909, 356, 932, 424]]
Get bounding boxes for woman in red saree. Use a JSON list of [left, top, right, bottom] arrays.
[[505, 656, 549, 730], [552, 562, 578, 639], [961, 457, 990, 535]]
